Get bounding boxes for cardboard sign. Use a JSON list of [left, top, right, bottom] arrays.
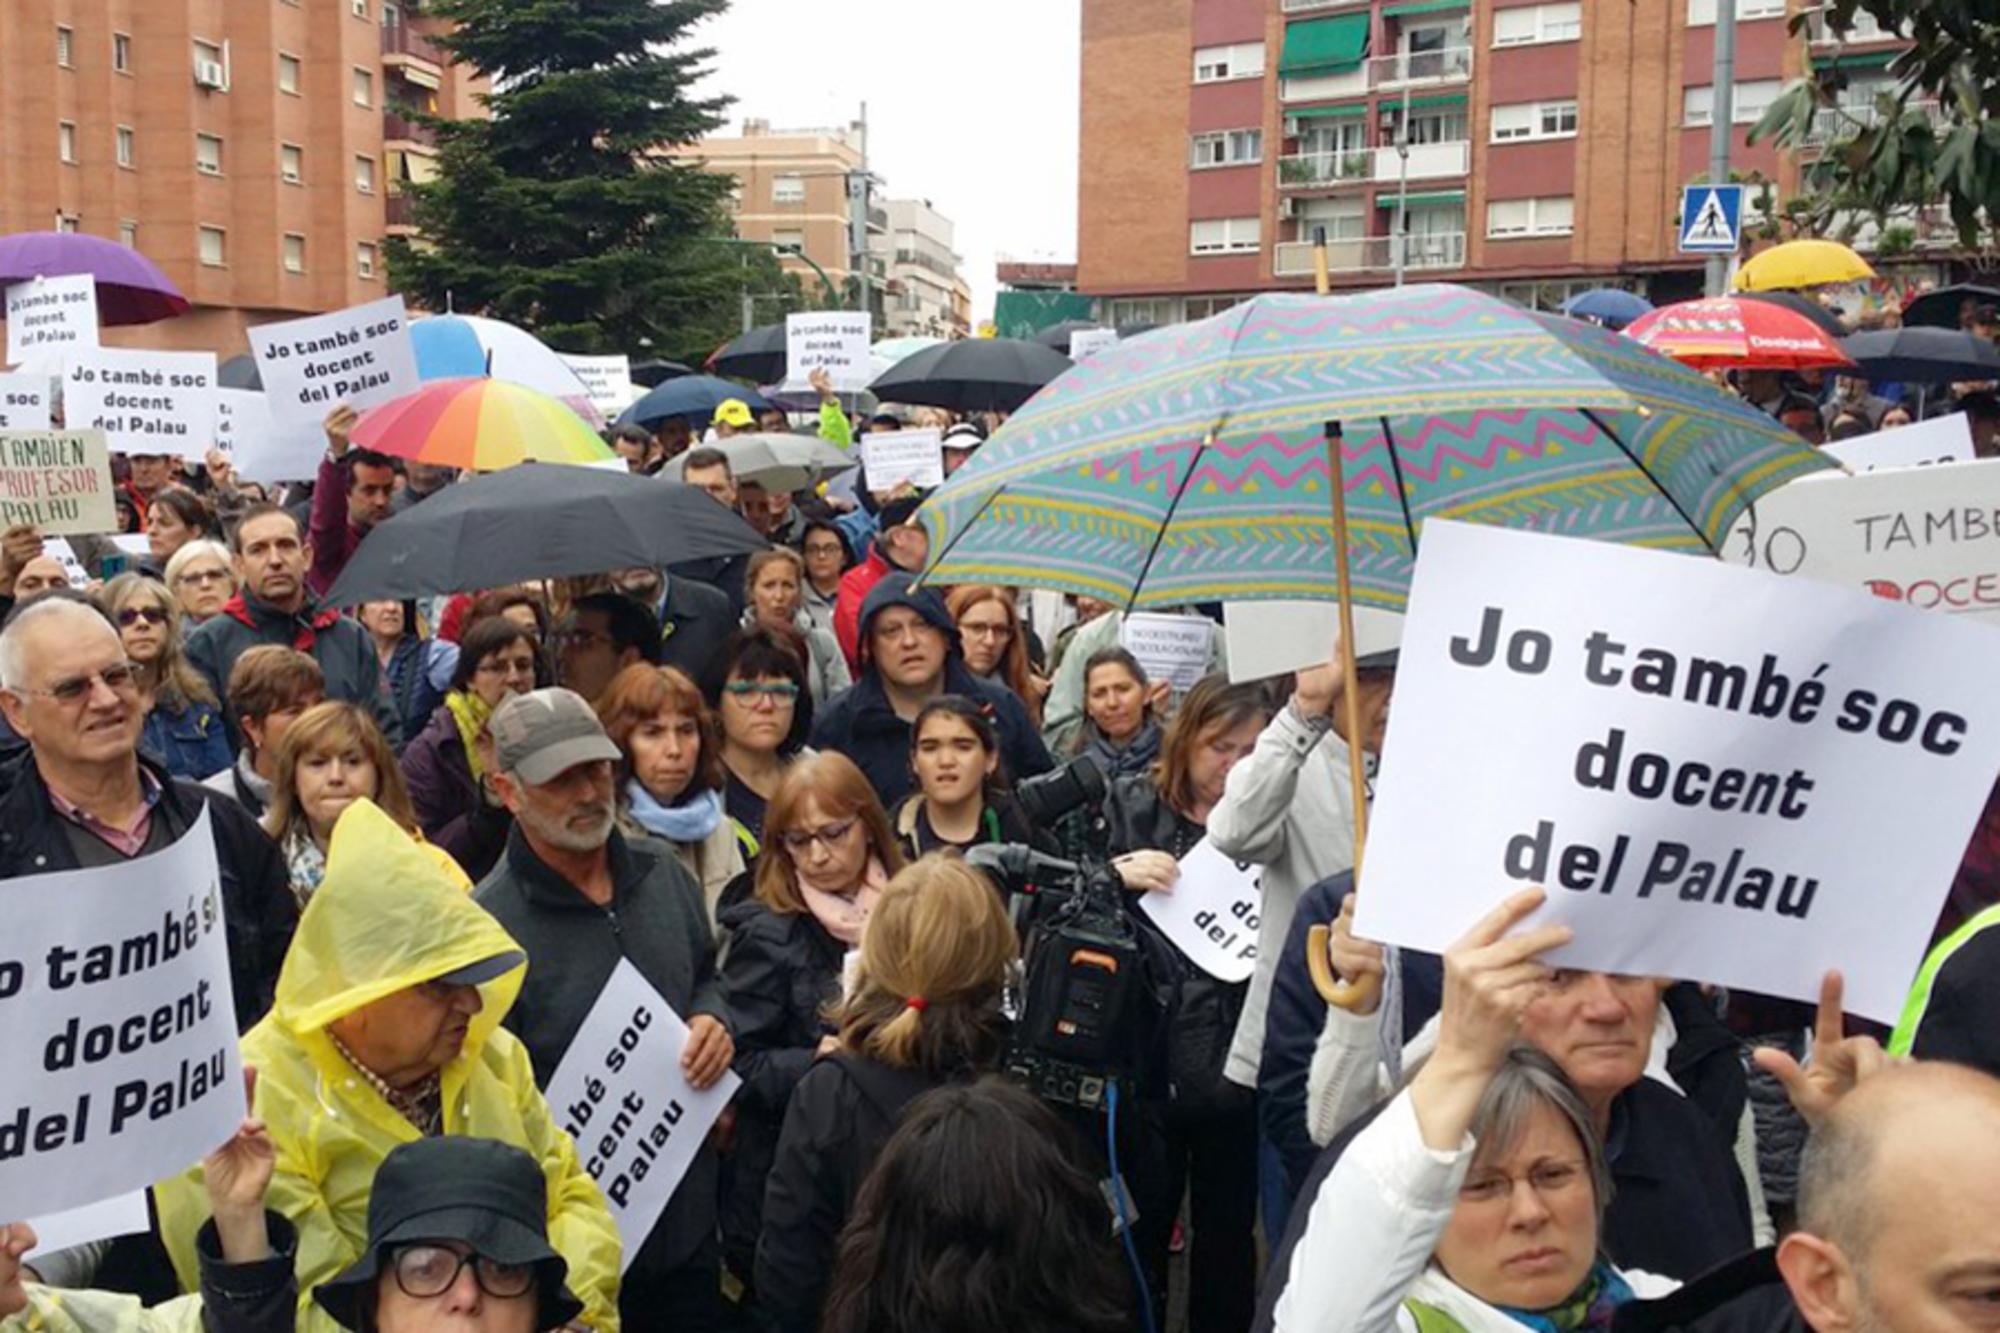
[[1067, 328, 1119, 360], [5, 275, 100, 365], [1224, 601, 1406, 684], [1138, 838, 1263, 983], [560, 354, 634, 421], [247, 296, 421, 423], [1122, 612, 1214, 693], [1358, 520, 2000, 1022], [862, 427, 944, 492], [784, 312, 873, 392], [0, 808, 245, 1221], [64, 349, 217, 460], [40, 537, 91, 588], [0, 373, 52, 432], [1725, 456, 2000, 621], [1820, 412, 1973, 474], [544, 960, 738, 1272], [0, 431, 116, 536], [215, 389, 325, 483]]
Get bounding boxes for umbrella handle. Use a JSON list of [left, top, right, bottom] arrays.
[[1323, 420, 1378, 1015], [1307, 924, 1385, 1011]]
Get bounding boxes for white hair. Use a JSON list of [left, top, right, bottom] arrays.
[[164, 538, 234, 588], [0, 598, 118, 691]]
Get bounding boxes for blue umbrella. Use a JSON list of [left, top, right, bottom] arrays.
[[617, 375, 775, 430], [1562, 288, 1654, 330]]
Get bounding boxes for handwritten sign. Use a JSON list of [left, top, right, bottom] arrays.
[[1358, 520, 2000, 1021], [1726, 456, 2000, 622], [1122, 612, 1214, 693], [0, 373, 52, 432], [5, 275, 100, 365], [862, 427, 944, 492], [544, 961, 737, 1271], [1068, 328, 1119, 360], [784, 312, 873, 392], [1138, 839, 1263, 982], [247, 296, 420, 424], [40, 537, 91, 588], [0, 809, 245, 1221], [1821, 412, 1973, 474], [560, 354, 634, 421], [215, 388, 325, 483], [64, 349, 217, 460], [0, 431, 116, 536], [1224, 601, 1405, 684]]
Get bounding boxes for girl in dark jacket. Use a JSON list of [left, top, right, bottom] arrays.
[[889, 696, 1045, 859]]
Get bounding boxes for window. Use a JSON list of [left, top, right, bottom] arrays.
[[281, 144, 304, 184], [1190, 129, 1264, 168], [119, 220, 137, 248], [1683, 80, 1783, 126], [1395, 108, 1470, 144], [1492, 3, 1581, 46], [1194, 42, 1266, 83], [354, 155, 376, 193], [196, 133, 223, 175], [1486, 195, 1574, 237], [113, 32, 131, 72], [1490, 99, 1579, 142], [58, 122, 77, 164], [278, 53, 301, 94], [771, 174, 805, 204], [1689, 0, 1786, 22], [192, 39, 226, 88], [356, 242, 378, 279], [1190, 217, 1261, 254], [57, 26, 74, 67], [283, 234, 306, 274], [56, 214, 80, 234], [198, 226, 226, 267], [352, 68, 373, 107], [771, 228, 805, 250], [116, 126, 135, 168]]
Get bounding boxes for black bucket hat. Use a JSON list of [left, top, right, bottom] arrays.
[[312, 1137, 585, 1332]]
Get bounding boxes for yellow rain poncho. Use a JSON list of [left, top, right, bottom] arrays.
[[7, 1287, 206, 1333], [156, 800, 622, 1332]]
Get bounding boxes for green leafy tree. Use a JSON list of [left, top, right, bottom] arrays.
[[387, 0, 796, 361], [1751, 1, 1998, 248]]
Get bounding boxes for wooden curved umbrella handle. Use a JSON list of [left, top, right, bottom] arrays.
[[1307, 923, 1384, 1012]]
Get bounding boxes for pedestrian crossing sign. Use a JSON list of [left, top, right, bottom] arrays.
[[1679, 184, 1744, 254]]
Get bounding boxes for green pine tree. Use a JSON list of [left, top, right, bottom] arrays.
[[387, 0, 794, 362]]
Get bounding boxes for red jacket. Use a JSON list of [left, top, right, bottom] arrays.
[[833, 547, 894, 673]]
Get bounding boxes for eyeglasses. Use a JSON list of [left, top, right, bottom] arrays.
[[1458, 1159, 1588, 1206], [959, 621, 1012, 641], [389, 1244, 536, 1301], [116, 606, 167, 628], [16, 662, 142, 704], [555, 628, 612, 651], [723, 680, 800, 706], [778, 818, 858, 855], [804, 543, 844, 558], [175, 568, 230, 586]]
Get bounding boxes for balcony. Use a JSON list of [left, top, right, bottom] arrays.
[[1273, 231, 1466, 277], [1804, 97, 1938, 147], [381, 22, 447, 65], [1372, 140, 1470, 182], [385, 193, 417, 230], [382, 110, 436, 145], [1278, 150, 1372, 189], [1370, 46, 1472, 88]]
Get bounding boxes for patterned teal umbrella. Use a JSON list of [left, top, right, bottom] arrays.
[[919, 285, 1834, 611]]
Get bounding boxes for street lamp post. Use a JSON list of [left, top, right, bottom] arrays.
[[705, 237, 840, 322]]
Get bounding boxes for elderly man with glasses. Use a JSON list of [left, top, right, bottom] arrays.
[[0, 596, 296, 1030]]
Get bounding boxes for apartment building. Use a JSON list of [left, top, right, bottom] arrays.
[[1078, 0, 1919, 326], [694, 119, 885, 308], [874, 197, 972, 338], [0, 0, 480, 354]]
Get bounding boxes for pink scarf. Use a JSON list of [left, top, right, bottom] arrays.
[[798, 856, 889, 945]]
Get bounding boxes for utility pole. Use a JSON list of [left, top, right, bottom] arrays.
[[1393, 80, 1413, 288], [1705, 0, 1737, 296]]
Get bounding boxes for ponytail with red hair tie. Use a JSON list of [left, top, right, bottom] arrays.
[[905, 995, 928, 1013]]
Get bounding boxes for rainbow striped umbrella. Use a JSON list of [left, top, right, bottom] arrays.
[[352, 377, 614, 471]]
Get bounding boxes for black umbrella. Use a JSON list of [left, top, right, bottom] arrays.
[[322, 463, 768, 605], [630, 359, 694, 388], [1841, 327, 2000, 383], [1902, 284, 2000, 331], [710, 323, 787, 384], [869, 339, 1072, 413], [617, 376, 775, 430], [219, 354, 262, 390], [1739, 291, 1848, 339]]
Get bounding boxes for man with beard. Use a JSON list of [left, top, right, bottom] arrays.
[[474, 687, 735, 1331]]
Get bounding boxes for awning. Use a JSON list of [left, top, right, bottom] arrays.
[[1382, 0, 1467, 16], [1377, 190, 1466, 207], [1401, 92, 1469, 111], [1279, 14, 1371, 77], [1290, 103, 1370, 120], [1813, 47, 1901, 71]]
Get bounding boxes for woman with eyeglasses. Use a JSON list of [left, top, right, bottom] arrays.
[[946, 584, 1047, 727], [700, 626, 816, 855], [715, 750, 905, 1308], [743, 548, 851, 706], [799, 519, 855, 638], [96, 572, 231, 780], [163, 538, 239, 624]]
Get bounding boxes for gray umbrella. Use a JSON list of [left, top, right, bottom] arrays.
[[660, 432, 855, 493]]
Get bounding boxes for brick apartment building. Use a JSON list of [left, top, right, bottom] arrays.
[[1078, 0, 1923, 326], [0, 0, 480, 354], [694, 119, 884, 312]]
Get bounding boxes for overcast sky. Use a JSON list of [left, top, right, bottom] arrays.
[[691, 0, 1081, 322]]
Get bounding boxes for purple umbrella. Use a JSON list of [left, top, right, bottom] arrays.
[[0, 231, 190, 325]]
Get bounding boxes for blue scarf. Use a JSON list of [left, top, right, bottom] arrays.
[[626, 781, 724, 845], [1497, 1262, 1634, 1332]]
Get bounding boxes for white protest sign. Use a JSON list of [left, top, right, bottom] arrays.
[[1225, 602, 1407, 684], [862, 427, 944, 492], [1821, 413, 1972, 474], [1122, 612, 1214, 693], [1068, 328, 1119, 360], [0, 808, 245, 1220], [784, 312, 873, 392], [64, 349, 217, 460], [1138, 839, 1262, 982], [560, 354, 634, 421], [1357, 520, 2000, 1022], [108, 533, 151, 557], [545, 960, 738, 1271], [1726, 456, 2000, 621], [247, 296, 420, 424], [215, 389, 326, 483], [0, 373, 53, 432], [25, 1191, 150, 1259], [41, 537, 91, 588], [0, 431, 116, 536], [5, 275, 100, 365]]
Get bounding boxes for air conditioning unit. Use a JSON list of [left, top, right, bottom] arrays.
[[1279, 197, 1299, 220], [194, 60, 227, 89]]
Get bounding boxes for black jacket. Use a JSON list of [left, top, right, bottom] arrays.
[[195, 1212, 300, 1333], [184, 589, 398, 746], [667, 552, 754, 623], [810, 661, 1053, 809], [1613, 1249, 1807, 1332], [0, 751, 295, 1032], [656, 574, 737, 681]]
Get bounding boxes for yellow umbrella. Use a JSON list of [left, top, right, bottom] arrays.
[[1733, 238, 1876, 291]]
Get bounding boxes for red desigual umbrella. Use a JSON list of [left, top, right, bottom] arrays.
[[1623, 296, 1855, 373], [0, 230, 190, 325]]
